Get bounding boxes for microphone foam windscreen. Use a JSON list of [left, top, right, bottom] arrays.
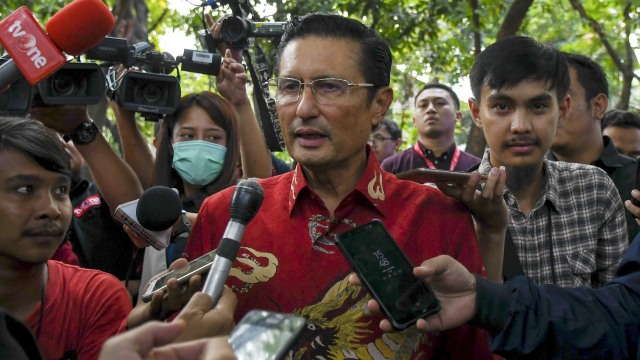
[[230, 178, 265, 224], [136, 186, 183, 231], [46, 0, 115, 55]]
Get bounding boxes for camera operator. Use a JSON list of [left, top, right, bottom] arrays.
[[117, 47, 280, 327], [30, 104, 145, 296]]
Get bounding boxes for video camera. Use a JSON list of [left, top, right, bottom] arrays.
[[90, 36, 224, 120], [0, 36, 223, 121], [0, 56, 106, 113]]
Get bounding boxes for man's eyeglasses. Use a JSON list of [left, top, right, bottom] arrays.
[[267, 77, 376, 105], [367, 136, 394, 146]]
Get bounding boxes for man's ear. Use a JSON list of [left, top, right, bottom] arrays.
[[371, 86, 394, 126], [558, 94, 571, 122], [592, 93, 608, 121], [468, 98, 482, 127]]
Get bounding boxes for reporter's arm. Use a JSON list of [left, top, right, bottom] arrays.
[[111, 102, 156, 189], [30, 105, 143, 215], [216, 49, 272, 179]]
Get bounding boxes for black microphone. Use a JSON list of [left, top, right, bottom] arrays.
[[202, 179, 264, 306], [115, 186, 183, 249]]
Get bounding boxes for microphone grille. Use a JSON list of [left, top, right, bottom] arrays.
[[46, 0, 115, 55], [230, 178, 264, 224], [136, 186, 183, 231]]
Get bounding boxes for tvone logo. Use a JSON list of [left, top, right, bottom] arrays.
[[7, 20, 47, 69]]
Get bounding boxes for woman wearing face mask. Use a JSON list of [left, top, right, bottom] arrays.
[[124, 51, 273, 328], [155, 91, 241, 213]]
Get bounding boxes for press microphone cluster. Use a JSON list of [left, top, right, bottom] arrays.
[[0, 0, 114, 89], [115, 186, 183, 250], [202, 179, 265, 307]]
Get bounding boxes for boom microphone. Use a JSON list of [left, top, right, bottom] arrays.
[[0, 0, 114, 88], [202, 179, 264, 307], [115, 186, 183, 250]]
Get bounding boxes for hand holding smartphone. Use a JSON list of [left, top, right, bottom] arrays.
[[141, 250, 217, 302], [335, 220, 441, 330], [229, 310, 306, 360], [397, 168, 487, 186]]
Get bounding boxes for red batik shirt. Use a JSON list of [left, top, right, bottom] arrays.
[[185, 149, 492, 359]]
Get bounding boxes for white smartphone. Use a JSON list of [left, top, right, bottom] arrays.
[[141, 250, 217, 302], [114, 199, 171, 250], [229, 310, 307, 360]]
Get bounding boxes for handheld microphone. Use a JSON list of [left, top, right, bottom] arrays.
[[0, 0, 114, 88], [202, 179, 264, 307], [115, 186, 183, 250]]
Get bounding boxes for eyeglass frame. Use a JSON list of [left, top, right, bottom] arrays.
[[367, 136, 395, 146], [266, 77, 377, 105]]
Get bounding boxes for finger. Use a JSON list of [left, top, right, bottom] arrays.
[[379, 319, 394, 332], [168, 258, 189, 271], [177, 291, 213, 318], [205, 13, 215, 28], [122, 225, 148, 248], [215, 286, 238, 314], [414, 255, 455, 278], [494, 166, 506, 197], [148, 338, 210, 359], [103, 321, 186, 356], [348, 272, 361, 286], [479, 168, 499, 199]]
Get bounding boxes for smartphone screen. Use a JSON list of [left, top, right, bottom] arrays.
[[141, 250, 217, 302], [229, 310, 307, 360], [335, 220, 440, 330]]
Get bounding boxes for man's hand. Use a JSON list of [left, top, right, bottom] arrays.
[[625, 190, 640, 225], [436, 167, 508, 233], [127, 258, 203, 328], [99, 321, 236, 360], [29, 104, 91, 135], [172, 287, 237, 342], [216, 49, 250, 106], [349, 255, 477, 333]]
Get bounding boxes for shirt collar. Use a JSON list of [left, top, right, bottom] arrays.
[[418, 141, 457, 160], [597, 136, 628, 169], [479, 149, 560, 212], [287, 145, 387, 217]]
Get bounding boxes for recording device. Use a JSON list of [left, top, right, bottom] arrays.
[[219, 16, 285, 47], [84, 36, 223, 120], [202, 179, 264, 307], [114, 186, 183, 250], [0, 0, 114, 88], [0, 57, 32, 114], [141, 250, 217, 302], [35, 62, 106, 105], [396, 168, 488, 186], [229, 310, 306, 360], [335, 220, 441, 330]]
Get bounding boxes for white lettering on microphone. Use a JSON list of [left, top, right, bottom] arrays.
[[7, 20, 47, 69]]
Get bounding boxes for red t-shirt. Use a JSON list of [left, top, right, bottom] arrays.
[[25, 261, 132, 360], [185, 152, 491, 359]]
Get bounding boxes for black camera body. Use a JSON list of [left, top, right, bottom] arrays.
[[219, 16, 285, 47], [37, 62, 106, 105], [0, 58, 106, 115], [117, 70, 181, 116]]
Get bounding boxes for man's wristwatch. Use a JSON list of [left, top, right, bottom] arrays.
[[65, 121, 99, 145]]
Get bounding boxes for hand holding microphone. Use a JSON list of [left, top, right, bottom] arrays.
[[202, 179, 264, 307], [0, 0, 115, 88]]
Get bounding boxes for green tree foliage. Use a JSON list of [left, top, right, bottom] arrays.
[[3, 0, 638, 155]]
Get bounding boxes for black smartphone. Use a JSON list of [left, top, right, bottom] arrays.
[[633, 158, 640, 206], [229, 310, 307, 360], [141, 250, 217, 302], [335, 220, 441, 330], [396, 168, 487, 186]]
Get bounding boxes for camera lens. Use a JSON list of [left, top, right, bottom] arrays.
[[140, 82, 164, 104], [52, 73, 85, 96], [220, 16, 250, 43]]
